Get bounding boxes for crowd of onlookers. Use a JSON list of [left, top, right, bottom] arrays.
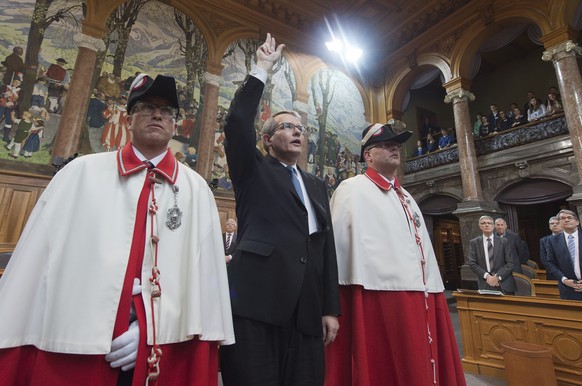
[[412, 86, 564, 158]]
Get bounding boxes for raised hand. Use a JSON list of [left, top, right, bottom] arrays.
[[256, 33, 285, 73]]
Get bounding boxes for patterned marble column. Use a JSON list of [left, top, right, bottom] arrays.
[[445, 88, 501, 288], [52, 34, 105, 160], [293, 99, 309, 170], [543, 40, 582, 216], [196, 71, 221, 180], [444, 89, 482, 201]]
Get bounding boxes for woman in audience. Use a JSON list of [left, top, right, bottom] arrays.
[[546, 92, 563, 116], [479, 115, 492, 136], [511, 107, 527, 127], [527, 97, 547, 122], [473, 112, 483, 137], [426, 132, 437, 152]]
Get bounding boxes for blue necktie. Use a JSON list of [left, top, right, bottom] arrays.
[[286, 166, 305, 204], [568, 234, 576, 267]]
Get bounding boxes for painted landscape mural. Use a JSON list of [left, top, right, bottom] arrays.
[[0, 0, 367, 193]]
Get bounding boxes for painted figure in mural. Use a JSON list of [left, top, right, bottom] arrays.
[[31, 76, 48, 108], [325, 122, 466, 386], [97, 72, 122, 99], [0, 73, 234, 385], [6, 110, 33, 158], [2, 46, 35, 86], [219, 33, 340, 386], [21, 118, 44, 158], [102, 96, 130, 152], [0, 78, 21, 142]]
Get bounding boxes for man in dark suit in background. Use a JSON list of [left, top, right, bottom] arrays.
[[494, 218, 525, 273], [545, 209, 582, 300], [219, 33, 341, 386], [469, 215, 517, 295], [223, 218, 237, 263], [540, 216, 562, 281]]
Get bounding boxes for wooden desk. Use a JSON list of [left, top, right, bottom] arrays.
[[454, 291, 582, 385], [533, 279, 561, 300]]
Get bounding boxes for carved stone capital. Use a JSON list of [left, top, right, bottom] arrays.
[[542, 40, 582, 62], [444, 89, 475, 104], [293, 100, 308, 113], [204, 72, 221, 87], [73, 33, 105, 52]]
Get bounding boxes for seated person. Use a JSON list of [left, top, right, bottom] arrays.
[[546, 92, 563, 116], [511, 107, 527, 127], [438, 128, 453, 150], [527, 97, 547, 122], [496, 110, 512, 131]]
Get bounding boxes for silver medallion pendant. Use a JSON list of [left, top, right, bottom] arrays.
[[413, 211, 422, 228], [166, 185, 182, 230]]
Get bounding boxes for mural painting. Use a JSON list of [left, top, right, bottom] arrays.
[[1, 0, 367, 195]]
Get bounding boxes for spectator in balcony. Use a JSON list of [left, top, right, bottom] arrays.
[[438, 128, 453, 150], [421, 116, 438, 139], [506, 103, 518, 119], [413, 140, 426, 157], [426, 132, 437, 152], [473, 112, 483, 137], [511, 107, 527, 127], [527, 97, 547, 122], [523, 91, 536, 115], [496, 110, 512, 131], [488, 104, 499, 128], [479, 115, 492, 136], [546, 92, 563, 116]]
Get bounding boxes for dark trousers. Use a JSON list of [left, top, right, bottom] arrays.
[[220, 315, 324, 386]]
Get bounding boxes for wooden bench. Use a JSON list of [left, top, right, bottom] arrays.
[[532, 279, 560, 300], [454, 291, 582, 385]]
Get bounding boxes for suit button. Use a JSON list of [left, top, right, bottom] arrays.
[[300, 256, 307, 264]]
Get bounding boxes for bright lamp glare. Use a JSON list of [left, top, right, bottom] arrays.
[[326, 39, 343, 52], [346, 46, 362, 62]]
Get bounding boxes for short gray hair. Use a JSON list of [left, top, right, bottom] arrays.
[[261, 110, 302, 151]]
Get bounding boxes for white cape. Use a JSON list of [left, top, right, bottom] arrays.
[[0, 151, 234, 354]]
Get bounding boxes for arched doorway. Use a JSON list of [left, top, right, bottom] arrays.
[[419, 194, 462, 289], [495, 178, 573, 267]]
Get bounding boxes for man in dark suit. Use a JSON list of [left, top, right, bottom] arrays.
[[469, 215, 517, 294], [539, 216, 562, 281], [222, 218, 237, 263], [219, 33, 341, 386], [494, 218, 525, 273], [545, 209, 582, 300]]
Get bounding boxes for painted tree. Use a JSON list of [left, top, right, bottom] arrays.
[[174, 8, 207, 147], [282, 60, 296, 105], [93, 0, 150, 85], [19, 0, 83, 113], [310, 68, 336, 172]]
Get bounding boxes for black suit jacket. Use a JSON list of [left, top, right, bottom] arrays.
[[222, 232, 237, 255], [223, 75, 340, 336], [545, 232, 582, 300], [498, 231, 525, 272], [469, 235, 517, 293], [540, 234, 559, 280]]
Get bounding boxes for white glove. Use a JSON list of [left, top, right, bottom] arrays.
[[105, 320, 139, 371], [132, 278, 142, 296]]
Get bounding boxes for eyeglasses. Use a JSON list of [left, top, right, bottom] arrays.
[[274, 122, 304, 133], [132, 101, 177, 119]]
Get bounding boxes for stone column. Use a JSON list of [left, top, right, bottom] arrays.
[[444, 88, 482, 202], [52, 34, 105, 160], [196, 71, 221, 180], [444, 86, 501, 288], [293, 99, 309, 169], [542, 40, 582, 217]]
